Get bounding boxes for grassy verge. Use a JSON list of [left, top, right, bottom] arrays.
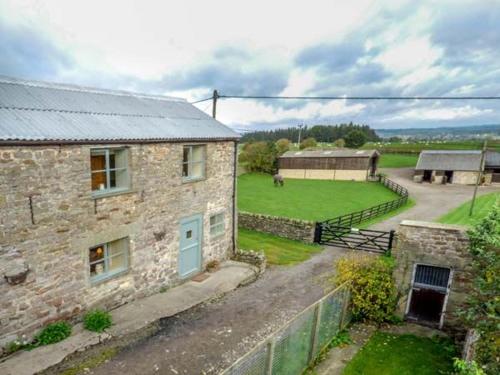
[[343, 332, 456, 375], [237, 227, 322, 265], [437, 192, 499, 226], [238, 173, 399, 221], [378, 154, 418, 168]]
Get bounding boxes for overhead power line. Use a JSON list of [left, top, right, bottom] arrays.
[[218, 94, 500, 100]]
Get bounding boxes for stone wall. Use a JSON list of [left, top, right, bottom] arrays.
[[238, 211, 316, 243], [393, 220, 473, 335], [453, 171, 478, 185], [0, 141, 236, 348]]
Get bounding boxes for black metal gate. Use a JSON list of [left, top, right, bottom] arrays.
[[315, 224, 395, 254]]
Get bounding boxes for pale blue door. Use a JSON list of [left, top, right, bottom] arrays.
[[179, 214, 202, 278]]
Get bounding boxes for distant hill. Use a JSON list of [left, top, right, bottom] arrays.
[[376, 124, 500, 140]]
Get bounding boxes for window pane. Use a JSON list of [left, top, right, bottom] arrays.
[[191, 161, 204, 178], [109, 253, 126, 272], [109, 152, 116, 169], [192, 146, 204, 162], [89, 246, 106, 277], [91, 153, 106, 172], [113, 149, 128, 169], [92, 171, 107, 191], [110, 170, 116, 188], [108, 239, 125, 256], [210, 214, 224, 236], [182, 162, 189, 178], [183, 146, 190, 163]]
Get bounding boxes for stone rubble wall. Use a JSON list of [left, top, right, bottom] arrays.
[[232, 250, 266, 276], [393, 220, 473, 335], [0, 141, 236, 349], [238, 211, 316, 243]]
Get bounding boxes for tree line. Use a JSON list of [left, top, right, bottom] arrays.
[[240, 123, 380, 143]]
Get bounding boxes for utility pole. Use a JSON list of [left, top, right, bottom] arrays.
[[297, 124, 304, 146], [469, 139, 488, 217], [212, 90, 218, 119]]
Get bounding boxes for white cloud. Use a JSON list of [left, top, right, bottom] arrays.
[[385, 105, 493, 121]]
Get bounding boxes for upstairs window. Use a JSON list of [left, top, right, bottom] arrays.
[[91, 148, 129, 194], [210, 213, 225, 237], [89, 238, 129, 282], [183, 145, 206, 181]]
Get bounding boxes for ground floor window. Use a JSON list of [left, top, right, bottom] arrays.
[[89, 238, 129, 282], [210, 213, 225, 237]]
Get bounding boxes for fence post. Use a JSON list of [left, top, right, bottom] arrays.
[[265, 339, 276, 375], [314, 222, 322, 243], [309, 301, 323, 363], [387, 230, 396, 256], [339, 286, 350, 329]]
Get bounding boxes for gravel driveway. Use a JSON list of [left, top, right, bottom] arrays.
[[86, 168, 498, 375]]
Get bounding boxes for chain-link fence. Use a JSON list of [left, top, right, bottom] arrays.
[[221, 282, 351, 375]]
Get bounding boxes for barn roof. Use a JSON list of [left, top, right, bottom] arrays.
[[486, 150, 500, 167], [280, 149, 379, 158], [415, 150, 482, 171], [0, 76, 240, 144]]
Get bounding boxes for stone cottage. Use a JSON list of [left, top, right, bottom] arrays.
[[0, 76, 240, 347]]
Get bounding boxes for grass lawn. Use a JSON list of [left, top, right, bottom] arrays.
[[238, 173, 400, 221], [438, 192, 499, 226], [378, 154, 418, 168], [343, 332, 456, 375], [237, 228, 322, 265]]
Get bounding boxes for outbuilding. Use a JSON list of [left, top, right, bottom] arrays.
[[414, 150, 500, 185], [278, 149, 379, 181]]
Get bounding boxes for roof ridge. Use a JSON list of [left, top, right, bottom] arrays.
[[0, 75, 186, 103]]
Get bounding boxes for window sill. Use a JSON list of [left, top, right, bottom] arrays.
[[92, 188, 136, 200], [182, 176, 206, 184], [90, 268, 128, 285]]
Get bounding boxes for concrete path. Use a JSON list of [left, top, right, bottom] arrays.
[[371, 168, 499, 231], [0, 261, 257, 375]]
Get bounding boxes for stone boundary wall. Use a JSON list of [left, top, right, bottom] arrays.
[[232, 250, 266, 275], [393, 220, 472, 335], [238, 211, 316, 243]]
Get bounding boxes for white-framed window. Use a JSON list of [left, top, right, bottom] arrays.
[[91, 148, 130, 194], [89, 238, 129, 283], [182, 145, 206, 181], [210, 212, 225, 237]]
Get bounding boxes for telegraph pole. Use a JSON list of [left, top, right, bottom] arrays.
[[212, 90, 218, 119], [297, 124, 304, 146], [469, 140, 488, 217]]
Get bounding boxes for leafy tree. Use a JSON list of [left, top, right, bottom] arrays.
[[239, 141, 278, 174], [299, 137, 317, 150], [461, 204, 500, 374], [345, 130, 367, 148], [275, 138, 291, 155], [334, 138, 346, 148]]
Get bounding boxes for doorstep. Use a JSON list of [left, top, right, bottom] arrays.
[[0, 260, 258, 375]]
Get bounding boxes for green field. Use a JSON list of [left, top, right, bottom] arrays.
[[343, 332, 456, 375], [362, 140, 500, 154], [378, 153, 419, 168], [238, 228, 322, 265], [238, 173, 400, 221], [438, 192, 499, 226]]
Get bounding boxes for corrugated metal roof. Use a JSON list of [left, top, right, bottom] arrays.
[[415, 150, 482, 171], [0, 76, 239, 143], [486, 151, 500, 167], [280, 149, 378, 158]]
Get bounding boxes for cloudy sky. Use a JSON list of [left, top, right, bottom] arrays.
[[1, 0, 500, 131]]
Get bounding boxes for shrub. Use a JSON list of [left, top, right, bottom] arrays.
[[460, 204, 500, 374], [345, 130, 367, 148], [275, 138, 291, 155], [83, 310, 112, 332], [334, 255, 397, 323], [334, 138, 345, 148], [299, 137, 317, 150], [453, 358, 485, 375], [239, 141, 278, 174], [34, 321, 72, 346]]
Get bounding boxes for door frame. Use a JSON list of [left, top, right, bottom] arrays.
[[178, 213, 203, 279], [405, 263, 453, 329]]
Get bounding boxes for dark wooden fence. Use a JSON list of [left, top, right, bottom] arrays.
[[319, 175, 408, 228]]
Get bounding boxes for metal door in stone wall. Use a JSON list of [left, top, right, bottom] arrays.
[[179, 214, 202, 278]]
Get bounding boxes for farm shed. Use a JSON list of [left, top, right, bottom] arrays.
[[278, 149, 379, 181], [414, 150, 500, 185]]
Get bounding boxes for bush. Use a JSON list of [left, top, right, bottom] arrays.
[[299, 137, 317, 150], [345, 130, 367, 148], [83, 310, 112, 332], [275, 138, 291, 155], [34, 321, 72, 346], [335, 255, 397, 323], [239, 141, 278, 174], [453, 359, 485, 375]]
